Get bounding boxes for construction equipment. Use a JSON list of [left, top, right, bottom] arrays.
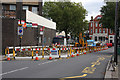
[[75, 33, 87, 47]]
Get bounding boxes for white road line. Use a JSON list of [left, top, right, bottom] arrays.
[[54, 60, 57, 62], [38, 60, 57, 65], [0, 67, 29, 76]]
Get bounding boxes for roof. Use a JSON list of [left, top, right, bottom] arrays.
[[94, 15, 102, 21]]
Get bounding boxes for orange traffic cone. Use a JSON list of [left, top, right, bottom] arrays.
[[84, 50, 86, 54], [99, 48, 101, 51], [71, 50, 74, 57], [35, 51, 39, 60], [48, 52, 52, 60], [97, 48, 98, 51], [94, 48, 96, 52], [7, 49, 10, 61], [76, 50, 79, 56], [71, 54, 74, 57], [90, 49, 91, 53]]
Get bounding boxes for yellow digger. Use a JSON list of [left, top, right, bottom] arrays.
[[75, 33, 87, 47]]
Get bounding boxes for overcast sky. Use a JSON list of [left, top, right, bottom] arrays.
[[71, 0, 106, 21]]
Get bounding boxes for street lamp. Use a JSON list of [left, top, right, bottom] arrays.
[[114, 0, 118, 65]]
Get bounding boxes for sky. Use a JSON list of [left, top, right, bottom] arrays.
[[71, 0, 106, 21]]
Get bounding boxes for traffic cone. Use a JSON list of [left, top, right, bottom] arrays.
[[84, 50, 86, 54], [99, 48, 101, 51], [90, 49, 91, 53], [97, 48, 98, 51], [48, 52, 52, 60], [76, 50, 79, 56], [94, 48, 96, 52], [71, 51, 74, 57], [7, 49, 10, 61], [106, 46, 108, 50], [35, 51, 39, 60]]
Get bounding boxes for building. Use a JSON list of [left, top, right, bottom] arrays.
[[1, 2, 56, 53], [89, 15, 114, 45]]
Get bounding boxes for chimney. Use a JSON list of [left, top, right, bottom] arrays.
[[91, 16, 93, 21]]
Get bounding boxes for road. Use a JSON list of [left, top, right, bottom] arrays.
[[1, 47, 113, 80]]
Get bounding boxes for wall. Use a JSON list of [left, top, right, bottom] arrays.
[[2, 18, 15, 52]]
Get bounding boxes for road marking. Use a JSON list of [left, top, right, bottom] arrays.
[[53, 60, 57, 62], [0, 67, 28, 76], [82, 67, 96, 74], [38, 60, 57, 65], [62, 74, 87, 79]]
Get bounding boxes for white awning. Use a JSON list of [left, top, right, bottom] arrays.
[[26, 10, 56, 30]]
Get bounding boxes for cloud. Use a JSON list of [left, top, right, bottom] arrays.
[[72, 0, 105, 21]]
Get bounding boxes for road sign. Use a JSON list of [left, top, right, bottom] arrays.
[[18, 27, 23, 35], [18, 20, 25, 25], [40, 28, 43, 35], [26, 23, 32, 27], [51, 50, 58, 55]]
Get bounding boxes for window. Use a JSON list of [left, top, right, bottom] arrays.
[[96, 22, 98, 27], [99, 23, 102, 27], [99, 28, 101, 33], [99, 37, 102, 41], [91, 29, 92, 33], [110, 36, 113, 38], [10, 5, 16, 10], [32, 7, 38, 14], [96, 29, 97, 33], [23, 6, 29, 10], [103, 37, 105, 41], [2, 5, 7, 10], [95, 36, 97, 41], [106, 29, 108, 33], [91, 22, 93, 27], [110, 29, 112, 34], [103, 28, 105, 33]]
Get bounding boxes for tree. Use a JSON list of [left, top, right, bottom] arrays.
[[100, 2, 120, 30], [43, 1, 87, 39]]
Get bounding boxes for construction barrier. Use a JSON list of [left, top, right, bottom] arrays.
[[5, 45, 109, 61]]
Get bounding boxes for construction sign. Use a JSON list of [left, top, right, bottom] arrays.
[[51, 50, 58, 55]]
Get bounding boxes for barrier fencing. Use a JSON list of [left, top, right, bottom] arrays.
[[5, 45, 109, 61]]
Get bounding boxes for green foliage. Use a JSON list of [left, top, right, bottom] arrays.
[[43, 1, 88, 38], [100, 2, 120, 30]]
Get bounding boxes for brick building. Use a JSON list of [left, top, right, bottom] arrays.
[[89, 15, 114, 45], [1, 2, 56, 53]]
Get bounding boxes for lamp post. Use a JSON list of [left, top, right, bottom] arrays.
[[114, 0, 118, 65]]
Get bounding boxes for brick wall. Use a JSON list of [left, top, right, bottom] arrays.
[[2, 18, 56, 54]]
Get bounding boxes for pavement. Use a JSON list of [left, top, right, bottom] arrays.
[[0, 47, 114, 80], [104, 48, 119, 80]]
